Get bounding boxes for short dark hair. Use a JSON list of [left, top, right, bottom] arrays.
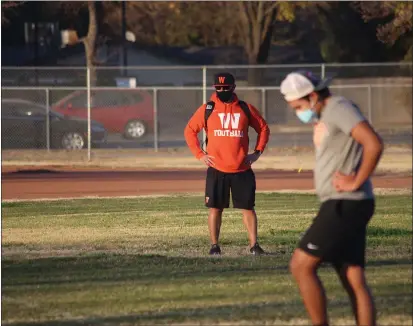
[[301, 87, 331, 101]]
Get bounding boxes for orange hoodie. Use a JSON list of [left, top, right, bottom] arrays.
[[184, 93, 270, 173]]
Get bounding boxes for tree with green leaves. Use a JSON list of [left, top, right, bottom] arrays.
[[233, 1, 317, 65], [354, 1, 412, 119], [231, 1, 322, 85], [115, 2, 314, 65], [354, 1, 412, 61], [109, 2, 240, 47], [303, 2, 387, 63]]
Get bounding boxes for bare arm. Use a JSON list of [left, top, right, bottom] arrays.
[[350, 121, 384, 189]]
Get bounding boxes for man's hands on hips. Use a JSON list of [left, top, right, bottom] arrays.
[[200, 151, 262, 168], [244, 151, 261, 166], [200, 154, 215, 167]]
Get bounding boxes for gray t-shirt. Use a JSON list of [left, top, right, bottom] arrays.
[[314, 96, 374, 202]]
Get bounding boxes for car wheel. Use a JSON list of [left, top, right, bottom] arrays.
[[124, 120, 147, 139], [61, 132, 85, 150]]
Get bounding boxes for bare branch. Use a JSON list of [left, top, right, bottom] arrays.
[[237, 3, 252, 54], [261, 11, 274, 44], [252, 3, 265, 54], [1, 1, 24, 9], [256, 2, 265, 24], [264, 2, 279, 17], [1, 1, 25, 25], [243, 1, 254, 25]]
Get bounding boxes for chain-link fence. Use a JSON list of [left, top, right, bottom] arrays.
[[1, 63, 412, 163], [2, 63, 412, 87]]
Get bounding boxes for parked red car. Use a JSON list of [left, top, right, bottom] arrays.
[[53, 89, 154, 139]]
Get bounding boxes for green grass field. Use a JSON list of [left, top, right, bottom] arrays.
[[2, 193, 412, 326]]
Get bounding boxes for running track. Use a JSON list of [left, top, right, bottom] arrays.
[[2, 168, 411, 200]]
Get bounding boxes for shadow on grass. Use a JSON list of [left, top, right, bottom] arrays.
[[2, 253, 411, 326], [2, 299, 306, 326], [2, 253, 291, 287], [368, 258, 412, 267], [367, 227, 412, 237], [4, 292, 412, 326], [2, 252, 411, 288]]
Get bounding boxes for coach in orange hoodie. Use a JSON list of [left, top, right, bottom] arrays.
[[184, 72, 270, 255]]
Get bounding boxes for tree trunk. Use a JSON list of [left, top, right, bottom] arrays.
[[246, 36, 272, 87], [246, 8, 276, 87], [245, 9, 276, 112], [243, 54, 260, 109], [257, 9, 276, 64], [84, 41, 96, 86], [247, 53, 260, 86], [84, 1, 97, 87]]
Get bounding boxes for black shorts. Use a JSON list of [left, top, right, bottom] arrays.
[[298, 199, 375, 268], [205, 167, 256, 210]]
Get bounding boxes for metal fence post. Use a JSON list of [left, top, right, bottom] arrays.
[[202, 66, 207, 152], [153, 88, 159, 152], [367, 84, 372, 125], [87, 67, 91, 162], [321, 63, 326, 79], [45, 88, 50, 151], [261, 88, 266, 120], [202, 66, 207, 103]]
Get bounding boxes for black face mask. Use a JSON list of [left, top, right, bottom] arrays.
[[216, 90, 233, 102]]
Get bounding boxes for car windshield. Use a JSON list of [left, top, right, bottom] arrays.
[[1, 101, 66, 119], [31, 103, 65, 118], [49, 109, 64, 119]]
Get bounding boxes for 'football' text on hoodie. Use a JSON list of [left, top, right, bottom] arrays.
[[184, 93, 270, 173]]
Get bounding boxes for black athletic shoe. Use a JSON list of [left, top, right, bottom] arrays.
[[209, 244, 221, 255], [250, 243, 265, 255]]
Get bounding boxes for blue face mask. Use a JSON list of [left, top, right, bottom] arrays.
[[296, 109, 317, 124], [295, 100, 318, 124]]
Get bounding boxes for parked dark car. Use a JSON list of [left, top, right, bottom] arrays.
[[1, 99, 107, 150]]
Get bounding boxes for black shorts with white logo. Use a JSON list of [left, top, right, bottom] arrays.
[[205, 167, 256, 210], [298, 199, 375, 268]]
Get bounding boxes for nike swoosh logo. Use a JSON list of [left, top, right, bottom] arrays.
[[307, 243, 319, 250]]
